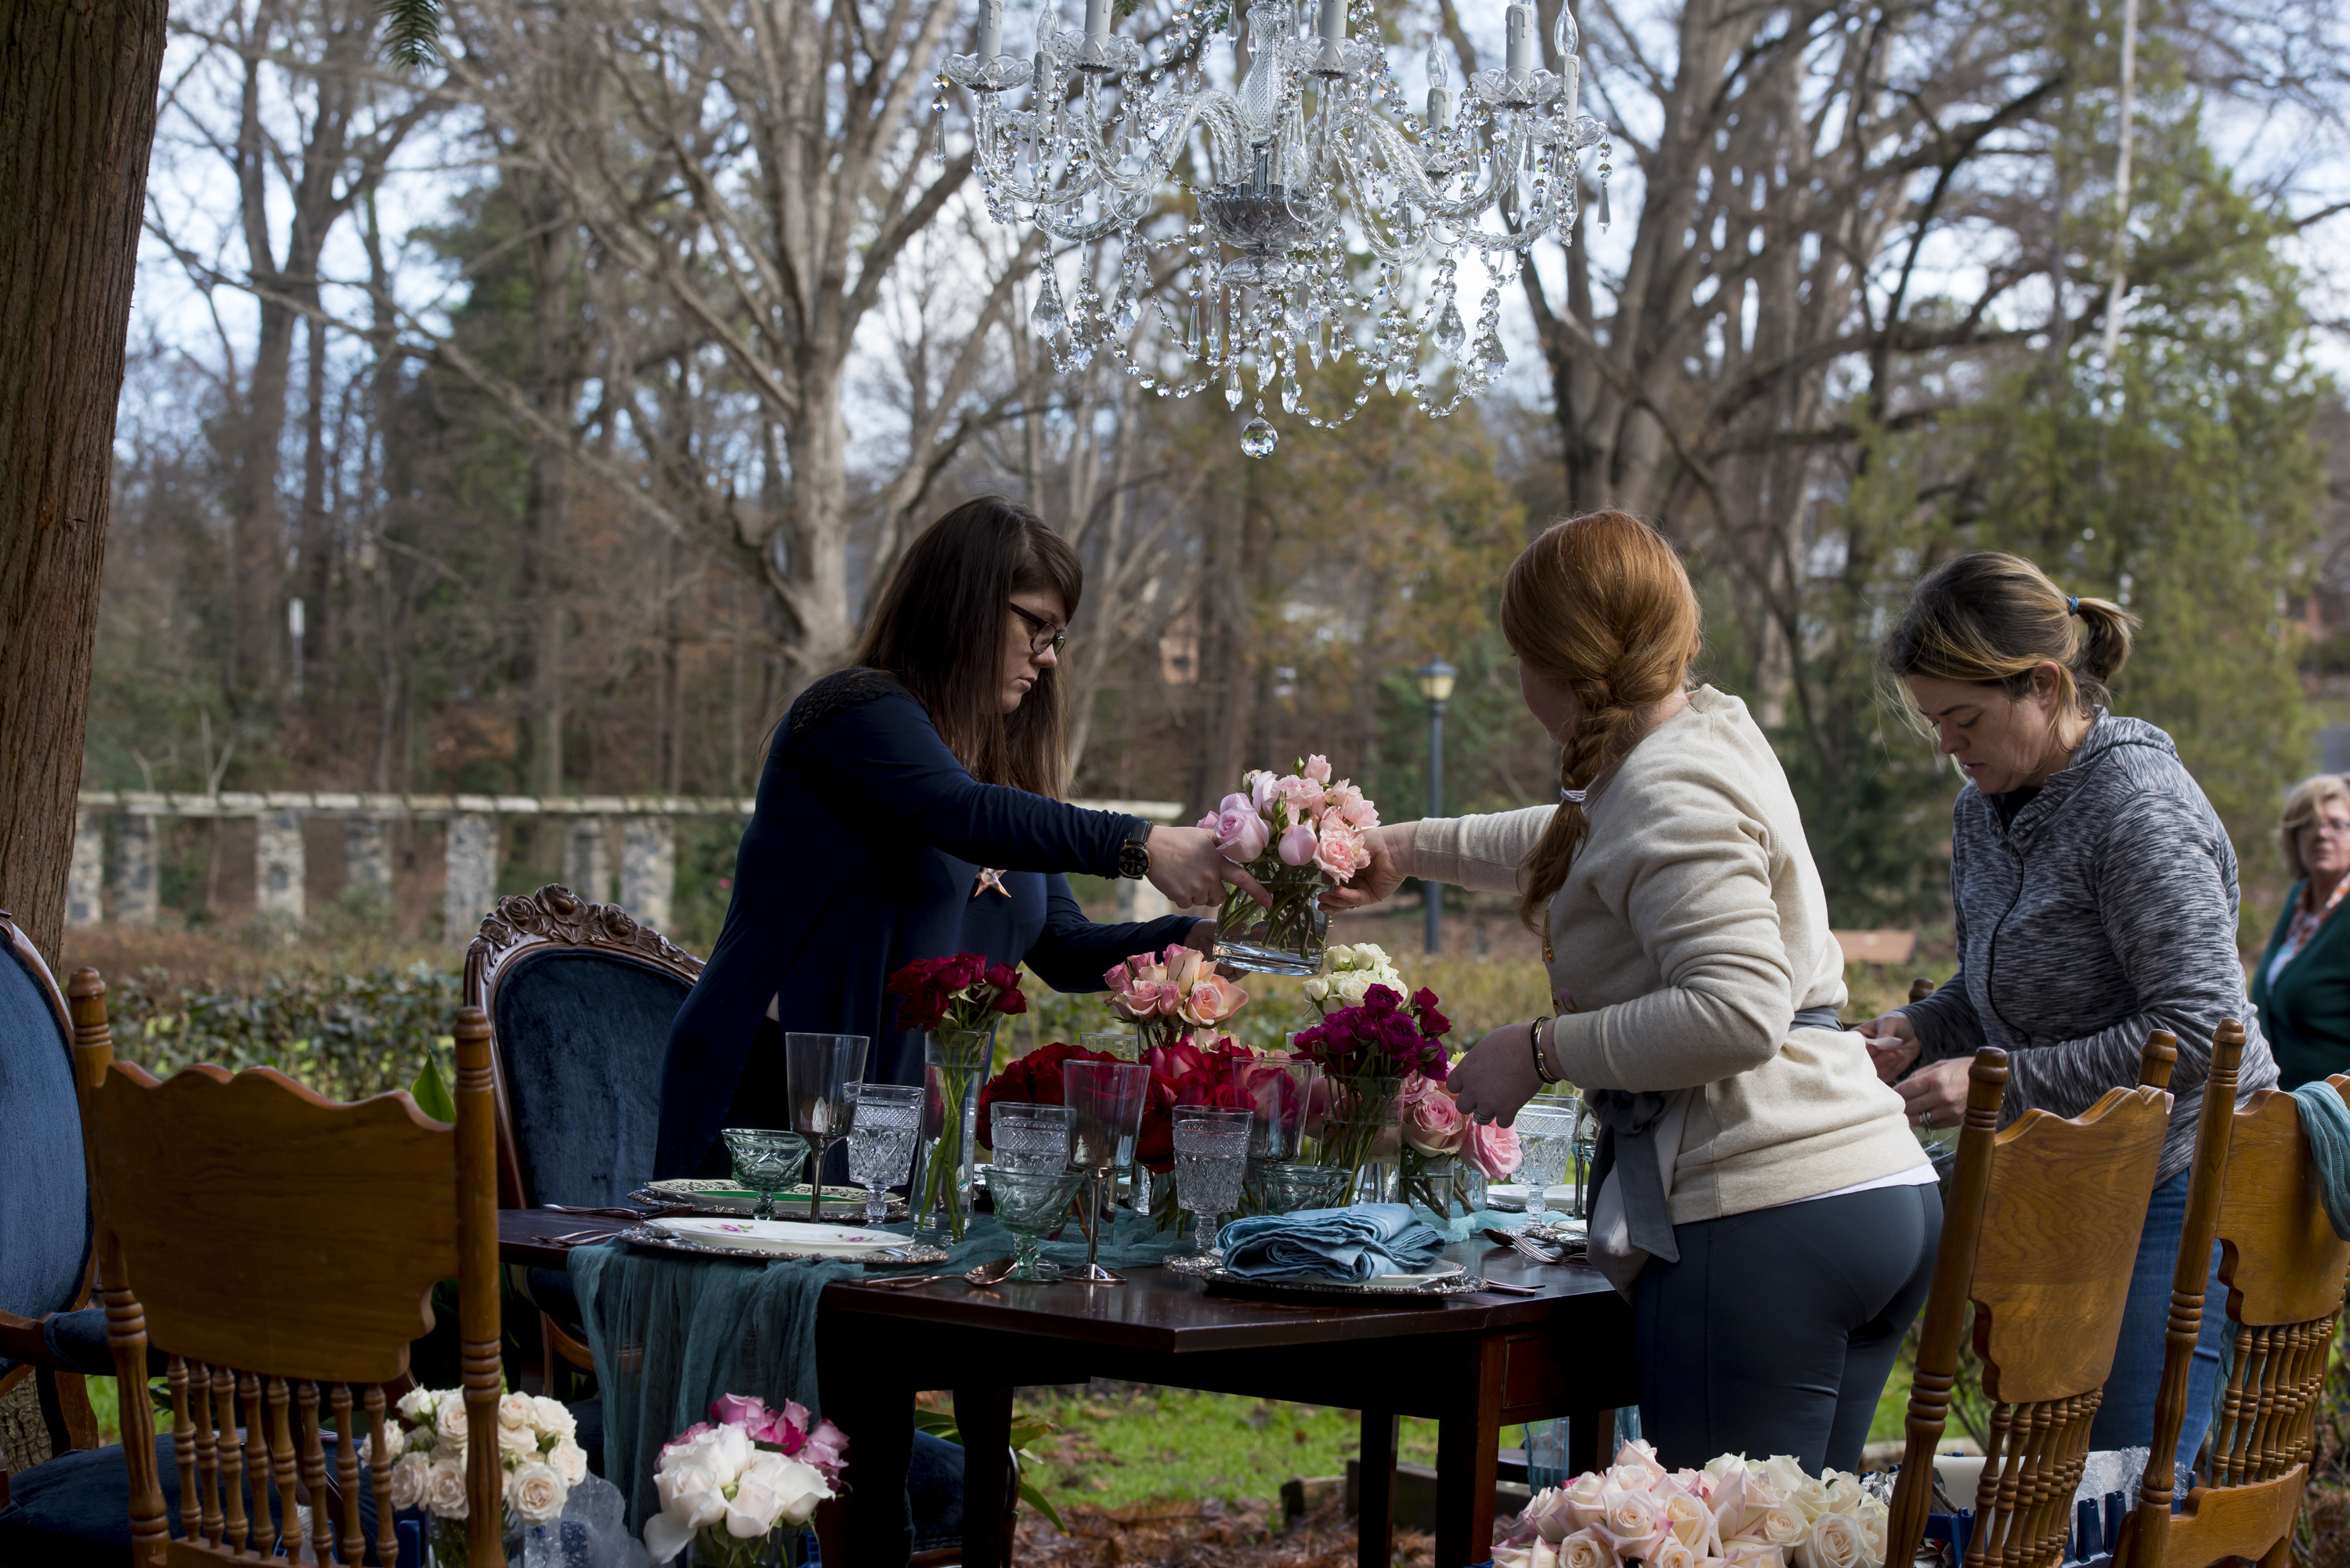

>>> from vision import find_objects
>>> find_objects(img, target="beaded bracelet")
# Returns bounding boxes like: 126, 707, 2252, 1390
1529, 1016, 1559, 1086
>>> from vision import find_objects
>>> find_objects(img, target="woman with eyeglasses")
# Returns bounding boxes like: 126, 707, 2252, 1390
2251, 775, 2350, 1089
653, 497, 1264, 1180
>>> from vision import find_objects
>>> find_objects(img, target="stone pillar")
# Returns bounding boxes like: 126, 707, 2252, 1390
114, 815, 159, 927
1115, 876, 1173, 923
66, 811, 103, 927
255, 809, 306, 919
564, 818, 612, 903
443, 814, 500, 947
346, 818, 392, 900
619, 816, 675, 933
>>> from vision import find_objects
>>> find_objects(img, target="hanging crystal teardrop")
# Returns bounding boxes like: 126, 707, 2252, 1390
1225, 369, 1242, 410
1112, 285, 1141, 333
1281, 375, 1299, 414
1240, 417, 1278, 458
1384, 361, 1405, 396
1434, 295, 1466, 355
1032, 273, 1067, 341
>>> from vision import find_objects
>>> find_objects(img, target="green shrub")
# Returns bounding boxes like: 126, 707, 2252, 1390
106, 962, 460, 1102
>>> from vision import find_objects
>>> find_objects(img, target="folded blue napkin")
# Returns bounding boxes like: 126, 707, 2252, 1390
1215, 1202, 1447, 1284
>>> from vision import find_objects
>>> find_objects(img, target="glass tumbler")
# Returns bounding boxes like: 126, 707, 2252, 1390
1511, 1104, 1578, 1219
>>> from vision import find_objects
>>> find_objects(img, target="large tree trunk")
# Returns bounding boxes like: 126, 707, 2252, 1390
0, 0, 168, 959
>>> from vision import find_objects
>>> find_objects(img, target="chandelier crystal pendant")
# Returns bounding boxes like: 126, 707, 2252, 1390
939, 0, 1610, 455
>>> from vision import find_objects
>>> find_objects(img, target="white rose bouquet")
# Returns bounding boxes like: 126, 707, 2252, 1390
643, 1393, 848, 1566
389, 1389, 588, 1563
1494, 1440, 1890, 1568
1302, 943, 1404, 1014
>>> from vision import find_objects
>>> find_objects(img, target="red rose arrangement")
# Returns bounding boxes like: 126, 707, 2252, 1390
886, 952, 1027, 1034
974, 1039, 1119, 1147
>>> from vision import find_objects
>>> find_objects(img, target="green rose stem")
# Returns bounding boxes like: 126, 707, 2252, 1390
919, 1031, 992, 1242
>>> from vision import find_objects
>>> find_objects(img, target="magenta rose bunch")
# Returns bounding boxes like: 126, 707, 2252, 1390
1291, 983, 1451, 1081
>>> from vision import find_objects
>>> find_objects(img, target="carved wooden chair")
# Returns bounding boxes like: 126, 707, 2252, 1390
31, 981, 501, 1564
0, 910, 101, 1504
464, 883, 703, 1382
2112, 1036, 2349, 1568
1885, 1038, 2178, 1568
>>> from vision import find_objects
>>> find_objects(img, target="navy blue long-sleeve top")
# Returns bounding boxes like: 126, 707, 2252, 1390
653, 668, 1194, 1179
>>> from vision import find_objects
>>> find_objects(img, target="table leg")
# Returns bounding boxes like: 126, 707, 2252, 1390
1435, 1335, 1509, 1567
819, 1312, 915, 1567
1564, 1406, 1613, 1477
953, 1385, 1015, 1568
1358, 1409, 1398, 1568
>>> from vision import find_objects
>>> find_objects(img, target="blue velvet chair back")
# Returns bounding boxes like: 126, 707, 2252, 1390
490, 948, 692, 1209
0, 930, 92, 1324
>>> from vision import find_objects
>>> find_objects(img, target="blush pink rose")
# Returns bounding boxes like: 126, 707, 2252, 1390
1398, 1074, 1464, 1155
1461, 1117, 1522, 1180
1213, 793, 1271, 862
1247, 769, 1280, 813
1314, 819, 1365, 880
1303, 754, 1333, 785
1274, 774, 1328, 818
1278, 824, 1320, 866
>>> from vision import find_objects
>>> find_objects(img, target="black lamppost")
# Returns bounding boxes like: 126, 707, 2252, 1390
1415, 656, 1457, 956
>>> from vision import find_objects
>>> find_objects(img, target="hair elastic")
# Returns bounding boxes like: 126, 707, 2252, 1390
2066, 597, 2081, 616
1560, 787, 1588, 804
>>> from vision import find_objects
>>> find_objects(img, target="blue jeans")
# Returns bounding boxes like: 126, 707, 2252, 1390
2089, 1165, 2228, 1483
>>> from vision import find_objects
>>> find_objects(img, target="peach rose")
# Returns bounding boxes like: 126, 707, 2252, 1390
1461, 1117, 1522, 1180
1399, 1074, 1464, 1155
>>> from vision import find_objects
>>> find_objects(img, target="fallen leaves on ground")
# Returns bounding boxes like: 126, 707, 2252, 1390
1012, 1491, 1440, 1567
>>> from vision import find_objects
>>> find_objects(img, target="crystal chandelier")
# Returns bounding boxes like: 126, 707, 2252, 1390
939, 0, 1610, 456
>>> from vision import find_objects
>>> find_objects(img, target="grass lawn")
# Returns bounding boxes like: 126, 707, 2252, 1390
935, 1386, 1438, 1516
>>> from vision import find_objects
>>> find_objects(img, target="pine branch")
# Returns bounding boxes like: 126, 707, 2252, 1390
378, 0, 440, 70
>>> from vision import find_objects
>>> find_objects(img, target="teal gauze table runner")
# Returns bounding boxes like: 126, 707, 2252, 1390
568, 1209, 1188, 1530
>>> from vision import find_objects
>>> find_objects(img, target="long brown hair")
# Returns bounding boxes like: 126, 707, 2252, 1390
1883, 551, 2135, 718
1501, 511, 1704, 929
855, 497, 1083, 798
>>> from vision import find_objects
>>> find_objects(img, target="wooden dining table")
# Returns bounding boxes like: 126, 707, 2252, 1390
498, 1209, 1639, 1568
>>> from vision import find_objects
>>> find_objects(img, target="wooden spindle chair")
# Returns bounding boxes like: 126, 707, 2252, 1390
2112, 1032, 2348, 1568
70, 975, 503, 1566
1885, 1041, 2178, 1568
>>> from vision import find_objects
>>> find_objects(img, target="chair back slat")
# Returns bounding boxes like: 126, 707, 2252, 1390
1885, 1043, 2176, 1568
71, 975, 505, 1567
2212, 1088, 2350, 1326
2117, 1067, 2350, 1568
365, 1385, 397, 1567
1969, 1083, 2171, 1404
211, 1364, 248, 1554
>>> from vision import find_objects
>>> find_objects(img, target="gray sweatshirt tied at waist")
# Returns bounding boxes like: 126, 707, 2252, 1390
1900, 711, 2277, 1183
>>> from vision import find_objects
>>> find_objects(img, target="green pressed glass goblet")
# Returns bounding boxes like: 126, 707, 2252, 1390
721, 1128, 809, 1221
988, 1167, 1087, 1282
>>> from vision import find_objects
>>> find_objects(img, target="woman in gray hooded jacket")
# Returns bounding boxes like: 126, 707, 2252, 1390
1856, 551, 2276, 1488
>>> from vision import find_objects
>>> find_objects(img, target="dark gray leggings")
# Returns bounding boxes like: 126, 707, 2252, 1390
1635, 1181, 1942, 1472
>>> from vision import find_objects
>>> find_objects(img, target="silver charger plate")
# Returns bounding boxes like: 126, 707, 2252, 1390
617, 1223, 948, 1266
629, 1183, 909, 1223
1194, 1258, 1494, 1306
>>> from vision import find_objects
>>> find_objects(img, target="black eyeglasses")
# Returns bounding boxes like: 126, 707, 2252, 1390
1008, 602, 1068, 656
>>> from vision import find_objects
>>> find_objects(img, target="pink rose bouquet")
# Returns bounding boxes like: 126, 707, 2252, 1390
1494, 1441, 1889, 1568
1197, 755, 1379, 970
1104, 944, 1249, 1053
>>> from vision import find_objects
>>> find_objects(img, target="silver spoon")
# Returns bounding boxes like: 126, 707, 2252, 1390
866, 1257, 1018, 1290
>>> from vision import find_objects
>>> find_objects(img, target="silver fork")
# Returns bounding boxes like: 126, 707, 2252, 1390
1484, 1227, 1567, 1265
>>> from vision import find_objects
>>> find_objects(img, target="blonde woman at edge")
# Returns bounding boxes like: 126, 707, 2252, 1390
1328, 511, 1934, 1472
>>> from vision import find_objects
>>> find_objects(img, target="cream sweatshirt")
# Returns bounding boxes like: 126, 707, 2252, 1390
1412, 686, 1927, 1223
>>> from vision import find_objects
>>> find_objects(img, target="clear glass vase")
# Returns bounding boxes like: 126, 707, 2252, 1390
1212, 859, 1332, 976
1311, 1072, 1403, 1205
913, 1028, 992, 1243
